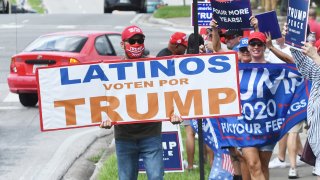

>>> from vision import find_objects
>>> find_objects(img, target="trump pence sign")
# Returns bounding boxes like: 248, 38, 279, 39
37, 53, 241, 131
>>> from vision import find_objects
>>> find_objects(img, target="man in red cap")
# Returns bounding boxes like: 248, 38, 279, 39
156, 32, 188, 57
121, 25, 146, 59
100, 25, 183, 180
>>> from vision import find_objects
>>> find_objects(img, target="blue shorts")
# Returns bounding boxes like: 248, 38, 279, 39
259, 143, 276, 152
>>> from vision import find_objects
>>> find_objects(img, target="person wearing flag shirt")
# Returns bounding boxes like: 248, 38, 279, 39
99, 25, 184, 180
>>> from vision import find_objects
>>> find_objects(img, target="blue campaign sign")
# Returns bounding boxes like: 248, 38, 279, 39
193, 3, 213, 26
285, 0, 310, 48
139, 131, 183, 172
210, 0, 252, 30
256, 11, 282, 39
210, 63, 310, 148
192, 64, 310, 149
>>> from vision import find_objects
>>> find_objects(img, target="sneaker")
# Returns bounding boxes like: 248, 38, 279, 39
183, 160, 198, 170
312, 167, 317, 176
288, 168, 299, 179
183, 160, 188, 169
269, 157, 288, 168
296, 156, 306, 167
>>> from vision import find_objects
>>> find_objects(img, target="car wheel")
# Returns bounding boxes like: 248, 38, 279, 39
19, 93, 38, 107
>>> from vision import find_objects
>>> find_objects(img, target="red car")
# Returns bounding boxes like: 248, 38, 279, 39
7, 31, 124, 107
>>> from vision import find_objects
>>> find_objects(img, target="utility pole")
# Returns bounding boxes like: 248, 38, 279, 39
192, 0, 204, 179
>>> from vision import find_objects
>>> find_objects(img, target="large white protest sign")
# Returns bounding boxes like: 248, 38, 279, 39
37, 53, 241, 131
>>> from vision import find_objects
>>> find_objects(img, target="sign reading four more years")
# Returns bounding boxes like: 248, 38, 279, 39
37, 53, 241, 131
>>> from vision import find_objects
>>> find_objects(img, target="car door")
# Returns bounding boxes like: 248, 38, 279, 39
94, 34, 123, 62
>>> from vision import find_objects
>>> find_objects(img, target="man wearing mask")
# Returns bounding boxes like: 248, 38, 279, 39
100, 25, 183, 180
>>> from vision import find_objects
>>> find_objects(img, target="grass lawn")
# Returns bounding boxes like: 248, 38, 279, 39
97, 125, 212, 180
153, 5, 191, 19
27, 0, 45, 13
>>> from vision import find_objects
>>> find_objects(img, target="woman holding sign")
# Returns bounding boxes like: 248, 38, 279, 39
239, 31, 277, 180
288, 36, 320, 179
283, 22, 320, 178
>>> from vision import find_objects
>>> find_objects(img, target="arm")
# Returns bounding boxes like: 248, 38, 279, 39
302, 42, 320, 66
265, 32, 294, 63
282, 23, 320, 79
210, 19, 222, 52
268, 46, 294, 63
290, 47, 320, 81
311, 55, 320, 66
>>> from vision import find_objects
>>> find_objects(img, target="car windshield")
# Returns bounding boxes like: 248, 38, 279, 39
23, 35, 88, 53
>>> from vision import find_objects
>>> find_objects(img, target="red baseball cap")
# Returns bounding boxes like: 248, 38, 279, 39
248, 32, 266, 44
121, 25, 145, 41
315, 39, 320, 53
170, 32, 188, 47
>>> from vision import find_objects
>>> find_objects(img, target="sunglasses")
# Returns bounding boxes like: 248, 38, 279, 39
239, 47, 249, 53
127, 38, 144, 45
249, 41, 264, 47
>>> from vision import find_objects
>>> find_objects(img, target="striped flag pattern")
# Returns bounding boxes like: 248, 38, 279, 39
222, 153, 234, 175
191, 119, 234, 179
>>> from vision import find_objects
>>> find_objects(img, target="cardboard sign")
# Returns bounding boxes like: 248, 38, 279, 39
256, 11, 282, 40
285, 0, 310, 48
37, 53, 241, 131
192, 3, 213, 27
139, 121, 184, 172
210, 0, 252, 30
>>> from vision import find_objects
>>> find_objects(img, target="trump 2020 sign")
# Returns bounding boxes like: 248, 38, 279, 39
37, 53, 241, 131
